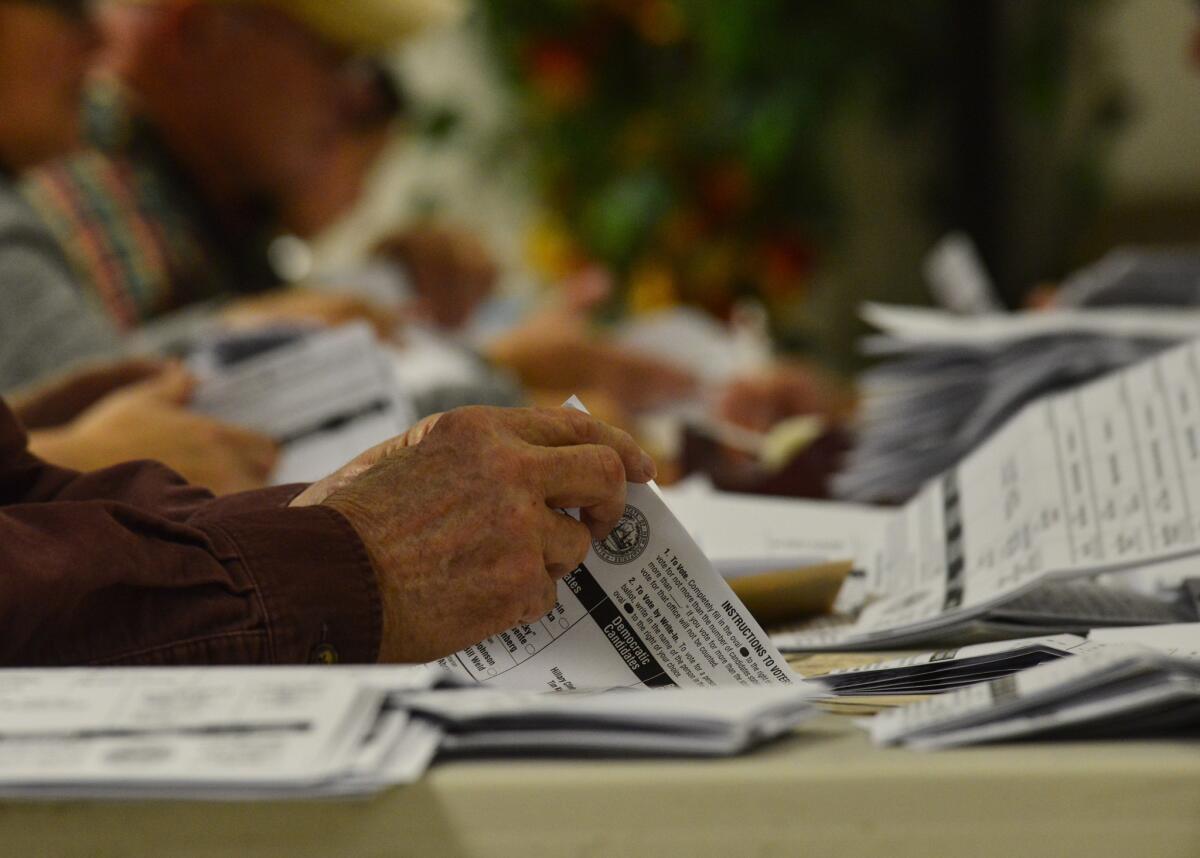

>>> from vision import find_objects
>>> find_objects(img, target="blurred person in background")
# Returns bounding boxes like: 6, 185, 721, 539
22, 0, 447, 340
21, 0, 836, 470
0, 0, 661, 667
0, 0, 277, 493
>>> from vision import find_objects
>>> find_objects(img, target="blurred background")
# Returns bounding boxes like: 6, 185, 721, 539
310, 0, 1200, 373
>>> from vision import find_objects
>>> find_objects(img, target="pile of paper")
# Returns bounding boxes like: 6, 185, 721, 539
191, 323, 417, 484
404, 686, 817, 758
0, 667, 819, 799
0, 666, 446, 800
810, 634, 1087, 696
775, 335, 1200, 651
835, 303, 1196, 503
869, 632, 1200, 749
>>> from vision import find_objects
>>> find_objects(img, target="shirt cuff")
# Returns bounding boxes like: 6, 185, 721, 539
200, 503, 382, 664
187, 484, 307, 522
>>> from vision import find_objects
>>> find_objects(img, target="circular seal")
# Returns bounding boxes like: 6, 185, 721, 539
592, 504, 650, 565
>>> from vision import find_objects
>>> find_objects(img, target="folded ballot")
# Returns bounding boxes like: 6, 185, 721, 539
402, 685, 819, 758
869, 639, 1200, 749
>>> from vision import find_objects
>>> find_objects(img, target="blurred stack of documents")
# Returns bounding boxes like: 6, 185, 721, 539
404, 686, 817, 758
191, 323, 417, 484
811, 634, 1089, 696
0, 666, 444, 800
0, 668, 817, 799
868, 623, 1200, 749
836, 303, 1197, 503
1053, 248, 1200, 309
776, 336, 1200, 650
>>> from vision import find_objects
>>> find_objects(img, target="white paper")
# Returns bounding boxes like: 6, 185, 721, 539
870, 642, 1200, 748
407, 685, 819, 757
779, 337, 1200, 649
1087, 623, 1200, 659
861, 303, 1200, 352
192, 324, 417, 484
662, 487, 889, 586
0, 669, 382, 788
433, 481, 800, 690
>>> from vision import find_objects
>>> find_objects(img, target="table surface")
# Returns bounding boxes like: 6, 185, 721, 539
3, 714, 1198, 858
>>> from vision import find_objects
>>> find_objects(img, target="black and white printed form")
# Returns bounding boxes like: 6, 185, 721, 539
0, 669, 383, 792
780, 337, 1200, 649
433, 401, 800, 691
869, 639, 1200, 749
191, 323, 417, 484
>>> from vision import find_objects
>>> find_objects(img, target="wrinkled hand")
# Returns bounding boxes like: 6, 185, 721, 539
9, 357, 168, 430
29, 366, 279, 495
294, 406, 656, 663
222, 289, 401, 339
377, 225, 498, 330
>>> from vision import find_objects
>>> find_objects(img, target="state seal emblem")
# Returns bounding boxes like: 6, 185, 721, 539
592, 504, 650, 565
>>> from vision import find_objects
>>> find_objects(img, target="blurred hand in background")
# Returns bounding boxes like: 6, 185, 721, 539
27, 365, 278, 495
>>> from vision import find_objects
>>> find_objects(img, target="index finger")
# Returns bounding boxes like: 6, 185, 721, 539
496, 407, 655, 482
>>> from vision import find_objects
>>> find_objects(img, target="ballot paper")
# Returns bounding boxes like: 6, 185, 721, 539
869, 638, 1200, 749
1086, 621, 1200, 656
191, 323, 417, 484
0, 666, 818, 799
432, 399, 800, 690
403, 685, 818, 757
781, 336, 1200, 650
810, 634, 1088, 696
432, 479, 800, 690
0, 668, 400, 798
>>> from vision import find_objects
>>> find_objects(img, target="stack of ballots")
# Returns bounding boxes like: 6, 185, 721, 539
0, 667, 817, 800
868, 622, 1200, 749
775, 333, 1200, 652
834, 303, 1200, 503
838, 243, 1200, 504
810, 623, 1198, 697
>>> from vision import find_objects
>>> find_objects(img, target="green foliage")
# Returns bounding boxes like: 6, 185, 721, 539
477, 0, 1116, 317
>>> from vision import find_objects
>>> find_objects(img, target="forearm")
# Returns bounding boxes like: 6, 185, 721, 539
0, 497, 381, 666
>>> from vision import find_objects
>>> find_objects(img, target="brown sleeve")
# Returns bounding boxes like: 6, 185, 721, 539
0, 399, 382, 666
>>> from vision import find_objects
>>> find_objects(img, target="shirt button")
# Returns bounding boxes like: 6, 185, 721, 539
309, 643, 339, 664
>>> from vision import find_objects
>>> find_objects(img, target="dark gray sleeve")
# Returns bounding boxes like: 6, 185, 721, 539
0, 226, 123, 395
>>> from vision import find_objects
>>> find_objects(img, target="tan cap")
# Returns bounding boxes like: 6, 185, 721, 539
120, 0, 463, 52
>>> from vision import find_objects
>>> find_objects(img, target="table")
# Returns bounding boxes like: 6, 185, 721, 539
3, 714, 1197, 857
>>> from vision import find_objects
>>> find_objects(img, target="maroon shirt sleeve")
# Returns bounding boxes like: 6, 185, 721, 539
0, 398, 382, 666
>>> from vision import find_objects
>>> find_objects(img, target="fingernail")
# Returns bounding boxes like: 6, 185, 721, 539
640, 452, 657, 481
